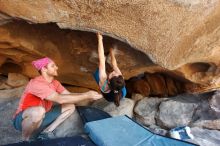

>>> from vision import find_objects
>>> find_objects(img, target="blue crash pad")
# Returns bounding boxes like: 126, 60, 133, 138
85, 116, 198, 146
3, 136, 96, 146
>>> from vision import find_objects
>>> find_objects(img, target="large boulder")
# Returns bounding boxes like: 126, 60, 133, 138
134, 97, 166, 126
0, 99, 22, 145
156, 95, 199, 129
191, 92, 220, 130
0, 86, 25, 103
209, 91, 220, 117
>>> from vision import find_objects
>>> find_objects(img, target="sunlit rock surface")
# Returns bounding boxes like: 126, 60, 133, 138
0, 0, 220, 92
0, 21, 153, 90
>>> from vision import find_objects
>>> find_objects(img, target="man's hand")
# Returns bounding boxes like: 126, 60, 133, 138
87, 90, 103, 100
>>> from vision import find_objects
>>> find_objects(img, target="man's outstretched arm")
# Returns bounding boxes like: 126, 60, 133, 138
46, 90, 102, 104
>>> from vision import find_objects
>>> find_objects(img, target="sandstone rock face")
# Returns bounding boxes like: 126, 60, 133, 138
0, 55, 7, 66
144, 73, 168, 97
0, 73, 27, 108
0, 12, 11, 25
6, 73, 29, 87
0, 0, 219, 68
0, 21, 153, 90
164, 76, 179, 96
126, 73, 185, 98
126, 77, 150, 98
0, 0, 220, 92
0, 75, 11, 89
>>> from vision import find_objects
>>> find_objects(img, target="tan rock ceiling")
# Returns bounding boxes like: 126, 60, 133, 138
0, 0, 220, 92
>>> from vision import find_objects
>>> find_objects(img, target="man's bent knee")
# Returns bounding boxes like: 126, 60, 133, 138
31, 107, 45, 122
23, 107, 46, 122
61, 104, 75, 113
69, 104, 75, 114
67, 104, 75, 113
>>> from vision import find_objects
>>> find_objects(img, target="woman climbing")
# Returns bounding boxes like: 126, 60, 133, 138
93, 33, 127, 106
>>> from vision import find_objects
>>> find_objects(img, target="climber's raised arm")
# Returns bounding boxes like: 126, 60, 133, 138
110, 47, 122, 75
97, 33, 107, 85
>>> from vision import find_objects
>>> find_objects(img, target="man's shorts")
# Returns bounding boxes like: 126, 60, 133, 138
13, 105, 61, 132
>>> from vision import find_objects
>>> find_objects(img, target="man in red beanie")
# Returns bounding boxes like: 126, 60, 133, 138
13, 57, 103, 141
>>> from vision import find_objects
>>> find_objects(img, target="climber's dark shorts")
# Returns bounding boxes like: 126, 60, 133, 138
13, 105, 61, 131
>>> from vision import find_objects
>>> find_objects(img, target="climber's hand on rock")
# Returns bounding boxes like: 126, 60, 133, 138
97, 32, 103, 40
